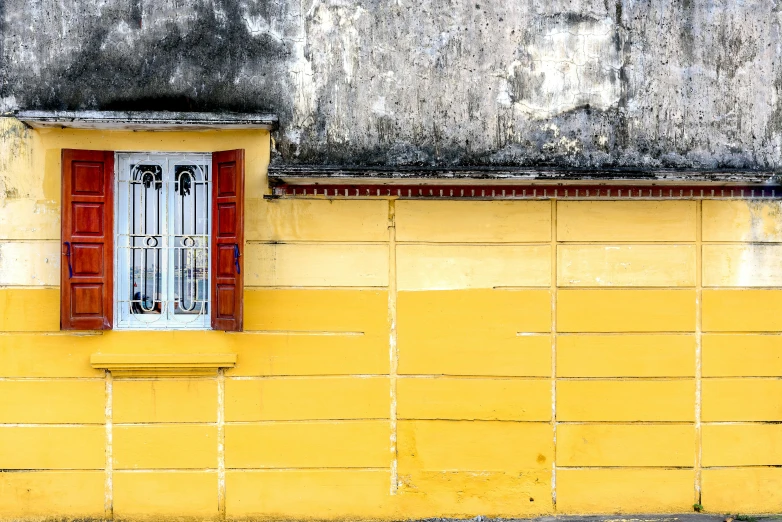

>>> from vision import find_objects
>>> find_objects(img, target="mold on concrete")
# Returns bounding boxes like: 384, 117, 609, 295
2, 0, 782, 173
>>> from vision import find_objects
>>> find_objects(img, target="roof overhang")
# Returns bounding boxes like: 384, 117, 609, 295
268, 165, 781, 187
268, 165, 782, 199
13, 110, 278, 131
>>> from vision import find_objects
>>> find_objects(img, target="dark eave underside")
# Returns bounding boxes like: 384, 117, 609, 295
268, 165, 781, 187
12, 110, 279, 131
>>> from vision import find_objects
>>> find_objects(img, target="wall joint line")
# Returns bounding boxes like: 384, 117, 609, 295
695, 199, 703, 506
388, 199, 399, 495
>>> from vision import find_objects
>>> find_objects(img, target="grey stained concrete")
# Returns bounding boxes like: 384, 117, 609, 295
2, 0, 782, 172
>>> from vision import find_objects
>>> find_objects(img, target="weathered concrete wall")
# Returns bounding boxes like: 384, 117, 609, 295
2, 0, 781, 169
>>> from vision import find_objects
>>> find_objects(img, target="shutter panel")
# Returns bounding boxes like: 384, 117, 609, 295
61, 149, 114, 330
211, 149, 245, 331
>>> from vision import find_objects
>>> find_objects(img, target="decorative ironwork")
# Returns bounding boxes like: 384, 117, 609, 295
115, 153, 211, 329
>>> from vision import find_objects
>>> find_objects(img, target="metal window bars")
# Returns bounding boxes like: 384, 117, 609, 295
115, 153, 211, 329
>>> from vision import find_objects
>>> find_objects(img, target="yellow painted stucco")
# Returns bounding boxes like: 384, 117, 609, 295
1, 117, 782, 518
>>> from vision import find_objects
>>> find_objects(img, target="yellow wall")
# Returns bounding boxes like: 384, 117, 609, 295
2, 117, 782, 518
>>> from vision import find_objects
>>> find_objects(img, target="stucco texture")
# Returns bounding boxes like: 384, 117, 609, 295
1, 0, 781, 170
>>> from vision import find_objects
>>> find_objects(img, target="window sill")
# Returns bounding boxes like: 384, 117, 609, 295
90, 353, 237, 377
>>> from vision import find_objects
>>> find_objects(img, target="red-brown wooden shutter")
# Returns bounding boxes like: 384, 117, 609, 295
61, 150, 114, 330
211, 149, 244, 331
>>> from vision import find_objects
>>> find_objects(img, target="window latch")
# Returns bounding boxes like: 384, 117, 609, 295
63, 241, 73, 279
233, 244, 241, 274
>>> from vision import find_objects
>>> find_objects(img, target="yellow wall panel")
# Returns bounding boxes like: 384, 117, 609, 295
702, 468, 782, 513
556, 469, 694, 513
0, 241, 59, 286
0, 380, 104, 423
245, 243, 388, 287
225, 377, 389, 421
557, 335, 695, 377
0, 199, 59, 240
558, 245, 696, 287
225, 421, 389, 468
0, 288, 59, 331
227, 333, 388, 376
0, 334, 103, 377
702, 200, 782, 242
0, 120, 39, 200
396, 200, 551, 243
398, 291, 552, 348
226, 470, 390, 518
397, 245, 550, 290
703, 334, 782, 377
399, 333, 550, 377
113, 379, 216, 423
0, 471, 104, 518
703, 244, 782, 287
0, 426, 104, 469
702, 379, 782, 421
702, 424, 782, 466
113, 472, 218, 518
397, 378, 550, 421
247, 198, 389, 242
557, 201, 696, 242
113, 425, 216, 469
397, 470, 553, 517
557, 380, 694, 421
703, 290, 782, 331
557, 424, 694, 466
244, 289, 388, 334
397, 420, 552, 471
558, 290, 696, 332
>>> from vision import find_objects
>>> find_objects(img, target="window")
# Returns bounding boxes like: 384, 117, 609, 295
61, 148, 244, 332
115, 153, 212, 329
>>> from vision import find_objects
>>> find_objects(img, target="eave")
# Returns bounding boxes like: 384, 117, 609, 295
268, 166, 782, 199
268, 165, 781, 187
13, 110, 279, 131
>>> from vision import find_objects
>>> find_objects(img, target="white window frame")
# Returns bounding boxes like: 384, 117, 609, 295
114, 152, 212, 330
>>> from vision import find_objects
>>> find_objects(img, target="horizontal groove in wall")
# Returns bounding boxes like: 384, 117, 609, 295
112, 422, 219, 427
555, 332, 696, 336
556, 286, 697, 290
225, 418, 392, 423
0, 422, 106, 424
702, 376, 782, 380
557, 241, 696, 245
0, 468, 105, 472
555, 466, 698, 470
225, 467, 391, 472
0, 331, 102, 337
0, 377, 105, 381
112, 469, 218, 473
397, 242, 552, 246
0, 286, 59, 290
226, 374, 387, 380
246, 240, 389, 246
237, 331, 364, 336
555, 421, 695, 425
243, 286, 387, 290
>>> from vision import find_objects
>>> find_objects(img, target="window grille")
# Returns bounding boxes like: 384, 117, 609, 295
115, 153, 211, 329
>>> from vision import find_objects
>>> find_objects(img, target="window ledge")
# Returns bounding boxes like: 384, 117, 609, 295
90, 353, 237, 377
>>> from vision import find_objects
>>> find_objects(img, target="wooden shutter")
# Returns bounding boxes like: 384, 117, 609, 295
61, 150, 114, 330
211, 149, 245, 331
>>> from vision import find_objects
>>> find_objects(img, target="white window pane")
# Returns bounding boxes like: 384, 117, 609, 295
115, 153, 211, 330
